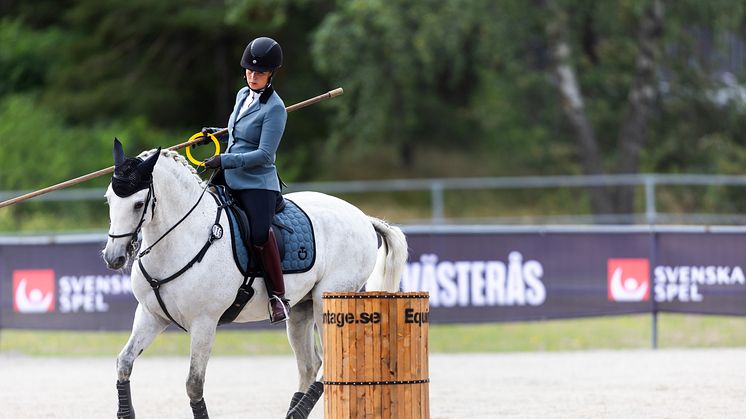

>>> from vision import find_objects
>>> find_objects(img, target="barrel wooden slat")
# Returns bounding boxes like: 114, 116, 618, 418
380, 296, 391, 419
363, 298, 374, 418
397, 297, 407, 419
421, 297, 428, 417
321, 301, 328, 418
346, 296, 354, 418
337, 297, 345, 419
418, 297, 425, 417
323, 304, 330, 419
412, 297, 420, 419
372, 296, 382, 419
344, 296, 351, 419
322, 292, 429, 419
389, 295, 399, 416
331, 297, 339, 419
354, 297, 364, 417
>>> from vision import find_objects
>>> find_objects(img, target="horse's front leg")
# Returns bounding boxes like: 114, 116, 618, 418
116, 304, 169, 419
186, 317, 217, 419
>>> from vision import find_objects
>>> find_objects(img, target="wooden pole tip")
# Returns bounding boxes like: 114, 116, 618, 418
329, 87, 344, 97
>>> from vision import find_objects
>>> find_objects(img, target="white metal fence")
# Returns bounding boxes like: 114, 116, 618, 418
3, 173, 746, 225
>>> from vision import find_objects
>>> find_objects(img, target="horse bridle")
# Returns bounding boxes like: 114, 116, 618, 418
107, 183, 156, 256
108, 170, 222, 332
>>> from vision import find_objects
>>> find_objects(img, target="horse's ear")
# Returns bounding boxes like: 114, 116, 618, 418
138, 147, 161, 176
113, 138, 125, 167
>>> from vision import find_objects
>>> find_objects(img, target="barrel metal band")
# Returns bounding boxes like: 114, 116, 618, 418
322, 294, 429, 299
323, 379, 429, 386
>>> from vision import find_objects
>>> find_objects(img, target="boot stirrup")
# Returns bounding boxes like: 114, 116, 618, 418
269, 296, 290, 323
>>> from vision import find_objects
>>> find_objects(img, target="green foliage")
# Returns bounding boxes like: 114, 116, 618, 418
0, 18, 67, 96
0, 93, 180, 232
1, 94, 100, 190
3, 1, 746, 229
39, 0, 246, 127
0, 94, 176, 191
312, 0, 490, 164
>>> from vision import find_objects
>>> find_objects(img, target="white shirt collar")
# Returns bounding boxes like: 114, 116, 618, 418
239, 90, 257, 115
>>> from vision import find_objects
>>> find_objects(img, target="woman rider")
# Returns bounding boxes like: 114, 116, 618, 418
202, 36, 290, 323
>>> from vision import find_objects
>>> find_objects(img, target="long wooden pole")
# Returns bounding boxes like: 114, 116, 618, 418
0, 87, 343, 209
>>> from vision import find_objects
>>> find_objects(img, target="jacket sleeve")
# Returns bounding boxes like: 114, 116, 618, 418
221, 103, 287, 169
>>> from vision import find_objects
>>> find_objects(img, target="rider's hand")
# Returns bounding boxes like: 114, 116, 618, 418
193, 127, 220, 147
204, 155, 222, 169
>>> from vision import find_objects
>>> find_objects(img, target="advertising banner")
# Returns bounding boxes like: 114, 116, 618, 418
1, 227, 745, 330
402, 228, 746, 323
0, 238, 136, 330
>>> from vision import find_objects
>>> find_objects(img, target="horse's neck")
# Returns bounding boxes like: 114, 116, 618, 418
140, 163, 214, 254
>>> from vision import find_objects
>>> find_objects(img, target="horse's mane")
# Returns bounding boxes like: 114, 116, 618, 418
137, 148, 206, 187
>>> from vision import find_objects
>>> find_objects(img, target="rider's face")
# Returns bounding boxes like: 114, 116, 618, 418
245, 69, 270, 90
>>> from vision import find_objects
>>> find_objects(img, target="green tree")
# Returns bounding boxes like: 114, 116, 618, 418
313, 0, 488, 166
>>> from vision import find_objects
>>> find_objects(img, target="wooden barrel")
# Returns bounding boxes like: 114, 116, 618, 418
322, 291, 430, 419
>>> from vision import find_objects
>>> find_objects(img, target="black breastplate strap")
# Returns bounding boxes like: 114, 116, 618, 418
138, 205, 224, 332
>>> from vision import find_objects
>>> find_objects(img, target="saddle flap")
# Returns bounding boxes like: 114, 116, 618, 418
211, 186, 315, 276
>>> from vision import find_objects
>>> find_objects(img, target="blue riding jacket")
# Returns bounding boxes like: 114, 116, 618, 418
221, 86, 287, 192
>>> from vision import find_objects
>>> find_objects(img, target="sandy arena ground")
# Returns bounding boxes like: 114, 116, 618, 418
1, 349, 745, 418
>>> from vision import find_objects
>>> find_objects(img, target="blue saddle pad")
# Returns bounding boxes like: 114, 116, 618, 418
213, 188, 315, 276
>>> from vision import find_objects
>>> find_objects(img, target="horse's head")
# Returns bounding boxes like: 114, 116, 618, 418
103, 138, 160, 270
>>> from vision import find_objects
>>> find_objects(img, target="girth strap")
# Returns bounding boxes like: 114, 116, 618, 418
138, 204, 224, 332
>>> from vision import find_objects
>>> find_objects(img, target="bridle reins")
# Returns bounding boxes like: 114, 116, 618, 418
108, 170, 222, 332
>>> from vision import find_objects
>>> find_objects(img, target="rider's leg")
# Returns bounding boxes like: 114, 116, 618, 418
254, 228, 290, 323
236, 189, 290, 323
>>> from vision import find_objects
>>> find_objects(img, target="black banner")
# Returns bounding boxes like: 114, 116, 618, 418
1, 227, 745, 330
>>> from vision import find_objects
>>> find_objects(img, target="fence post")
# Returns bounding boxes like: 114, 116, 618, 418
430, 181, 445, 224
650, 227, 659, 350
644, 175, 657, 224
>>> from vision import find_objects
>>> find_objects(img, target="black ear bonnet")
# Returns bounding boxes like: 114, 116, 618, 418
112, 138, 160, 197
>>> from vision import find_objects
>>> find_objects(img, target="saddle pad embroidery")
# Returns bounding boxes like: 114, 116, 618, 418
215, 189, 316, 276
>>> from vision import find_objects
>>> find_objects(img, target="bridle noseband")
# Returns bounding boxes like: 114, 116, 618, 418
107, 183, 156, 255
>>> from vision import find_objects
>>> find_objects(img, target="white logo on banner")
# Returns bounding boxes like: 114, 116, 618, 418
607, 259, 650, 302
609, 267, 649, 301
607, 258, 746, 303
58, 275, 132, 313
13, 270, 56, 313
15, 278, 55, 313
402, 251, 546, 307
653, 265, 745, 302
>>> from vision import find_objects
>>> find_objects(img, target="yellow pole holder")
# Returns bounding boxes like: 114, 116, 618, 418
184, 132, 221, 167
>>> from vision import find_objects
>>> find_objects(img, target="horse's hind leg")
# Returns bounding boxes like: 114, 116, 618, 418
287, 300, 322, 390
185, 316, 217, 419
285, 300, 324, 419
116, 304, 169, 419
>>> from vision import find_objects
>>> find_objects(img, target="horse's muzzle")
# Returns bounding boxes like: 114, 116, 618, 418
106, 255, 127, 270
103, 244, 128, 270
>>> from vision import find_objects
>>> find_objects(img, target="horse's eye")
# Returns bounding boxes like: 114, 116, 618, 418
134, 201, 145, 210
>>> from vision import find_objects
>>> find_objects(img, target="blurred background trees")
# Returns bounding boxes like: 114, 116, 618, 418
2, 0, 746, 227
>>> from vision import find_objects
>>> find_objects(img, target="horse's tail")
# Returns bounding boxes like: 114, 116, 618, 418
366, 217, 408, 292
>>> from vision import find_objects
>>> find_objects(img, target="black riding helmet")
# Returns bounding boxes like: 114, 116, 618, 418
240, 37, 283, 72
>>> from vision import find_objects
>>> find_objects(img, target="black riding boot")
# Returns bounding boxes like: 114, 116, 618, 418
253, 229, 290, 323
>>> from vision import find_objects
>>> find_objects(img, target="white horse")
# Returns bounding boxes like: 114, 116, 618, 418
102, 141, 408, 419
